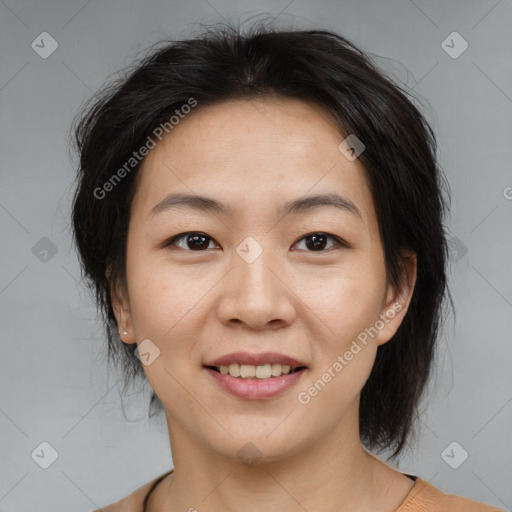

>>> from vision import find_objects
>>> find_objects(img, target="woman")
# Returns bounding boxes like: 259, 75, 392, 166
71, 22, 503, 512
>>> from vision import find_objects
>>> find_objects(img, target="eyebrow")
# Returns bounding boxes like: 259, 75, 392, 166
150, 191, 362, 220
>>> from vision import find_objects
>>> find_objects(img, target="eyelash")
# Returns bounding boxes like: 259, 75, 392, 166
163, 231, 348, 253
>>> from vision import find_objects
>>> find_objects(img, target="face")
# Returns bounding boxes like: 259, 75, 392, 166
112, 97, 416, 464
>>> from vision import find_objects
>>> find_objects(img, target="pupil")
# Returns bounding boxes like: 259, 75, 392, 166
188, 234, 209, 250
306, 234, 326, 250
185, 233, 327, 251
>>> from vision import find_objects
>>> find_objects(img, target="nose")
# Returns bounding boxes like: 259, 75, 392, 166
216, 245, 296, 330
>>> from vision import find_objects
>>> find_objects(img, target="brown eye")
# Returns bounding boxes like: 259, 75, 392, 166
292, 232, 345, 252
165, 232, 218, 251
164, 231, 346, 253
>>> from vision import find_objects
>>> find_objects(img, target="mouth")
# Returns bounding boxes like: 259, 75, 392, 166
202, 352, 308, 400
203, 351, 308, 379
205, 363, 307, 379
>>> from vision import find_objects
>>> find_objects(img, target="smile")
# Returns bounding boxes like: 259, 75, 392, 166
204, 365, 308, 400
208, 363, 306, 379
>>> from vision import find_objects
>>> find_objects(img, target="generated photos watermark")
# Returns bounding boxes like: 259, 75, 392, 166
93, 97, 198, 200
297, 301, 403, 405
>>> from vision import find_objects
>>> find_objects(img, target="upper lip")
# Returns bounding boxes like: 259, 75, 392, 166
204, 352, 307, 369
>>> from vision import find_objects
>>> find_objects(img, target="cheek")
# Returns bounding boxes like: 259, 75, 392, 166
126, 253, 199, 334
126, 259, 214, 381
298, 262, 385, 343
296, 263, 384, 403
300, 343, 377, 427
125, 266, 200, 406
298, 279, 381, 414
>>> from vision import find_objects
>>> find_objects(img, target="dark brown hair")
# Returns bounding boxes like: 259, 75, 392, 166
70, 21, 453, 459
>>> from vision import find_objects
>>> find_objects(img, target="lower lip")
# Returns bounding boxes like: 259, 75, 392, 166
204, 367, 307, 400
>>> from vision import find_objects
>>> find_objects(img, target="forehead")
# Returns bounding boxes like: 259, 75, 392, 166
131, 98, 374, 225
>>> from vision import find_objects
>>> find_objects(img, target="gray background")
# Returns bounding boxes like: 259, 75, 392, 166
1, 1, 511, 510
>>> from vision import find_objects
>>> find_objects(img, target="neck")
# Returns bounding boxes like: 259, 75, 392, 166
152, 403, 410, 512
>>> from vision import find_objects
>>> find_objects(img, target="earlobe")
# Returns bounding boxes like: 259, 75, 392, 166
110, 279, 136, 345
119, 328, 135, 344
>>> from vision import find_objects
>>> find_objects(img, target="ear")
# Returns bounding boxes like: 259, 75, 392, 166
108, 268, 136, 345
375, 250, 417, 346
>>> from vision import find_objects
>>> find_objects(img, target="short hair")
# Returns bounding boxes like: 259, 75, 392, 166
70, 21, 453, 459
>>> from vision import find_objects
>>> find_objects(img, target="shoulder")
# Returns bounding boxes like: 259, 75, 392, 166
397, 477, 505, 512
89, 470, 173, 512
89, 480, 152, 512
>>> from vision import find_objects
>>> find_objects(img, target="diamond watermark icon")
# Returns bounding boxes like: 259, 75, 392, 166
135, 338, 161, 366
32, 237, 58, 263
31, 441, 59, 469
441, 32, 468, 59
338, 134, 365, 161
237, 442, 263, 467
236, 236, 263, 264
441, 441, 468, 469
447, 236, 468, 263
31, 32, 59, 59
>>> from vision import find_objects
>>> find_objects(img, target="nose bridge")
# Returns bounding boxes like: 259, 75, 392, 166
217, 234, 294, 327
234, 234, 279, 298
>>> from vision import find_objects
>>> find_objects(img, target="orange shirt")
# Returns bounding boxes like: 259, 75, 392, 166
92, 469, 505, 511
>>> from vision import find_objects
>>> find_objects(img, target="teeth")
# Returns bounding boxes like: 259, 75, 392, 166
228, 363, 240, 377
256, 364, 271, 379
240, 364, 256, 378
217, 363, 296, 379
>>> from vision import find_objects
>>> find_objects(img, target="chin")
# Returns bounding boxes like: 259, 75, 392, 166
203, 423, 314, 467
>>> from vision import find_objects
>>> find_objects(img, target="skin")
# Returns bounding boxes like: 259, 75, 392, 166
111, 97, 417, 512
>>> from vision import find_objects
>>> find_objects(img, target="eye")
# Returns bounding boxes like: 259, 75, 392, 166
165, 232, 220, 251
292, 232, 346, 252
164, 231, 347, 252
